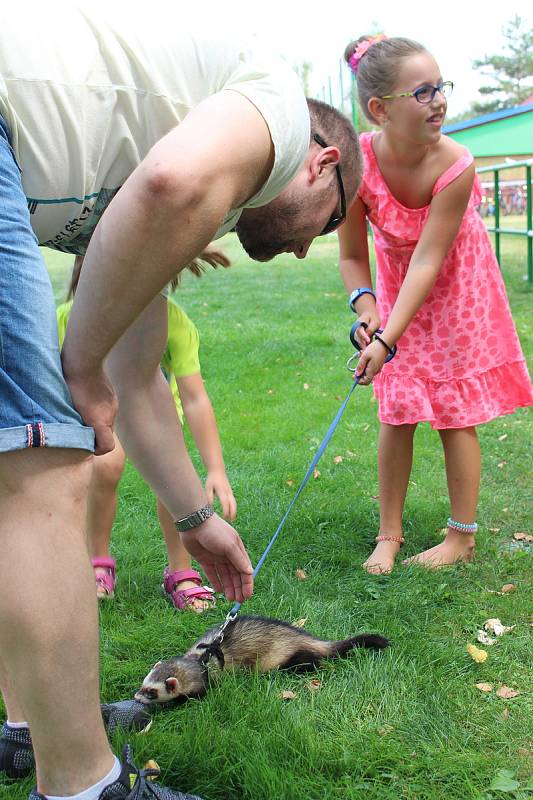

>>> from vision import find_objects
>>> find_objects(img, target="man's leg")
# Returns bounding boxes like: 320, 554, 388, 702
0, 447, 116, 795
0, 656, 26, 723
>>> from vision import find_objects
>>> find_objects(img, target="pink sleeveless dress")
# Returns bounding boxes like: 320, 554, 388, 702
358, 132, 533, 429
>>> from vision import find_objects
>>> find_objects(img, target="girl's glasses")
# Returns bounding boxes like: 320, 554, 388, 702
381, 81, 454, 105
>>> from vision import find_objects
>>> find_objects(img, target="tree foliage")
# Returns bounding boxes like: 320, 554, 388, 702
472, 15, 533, 113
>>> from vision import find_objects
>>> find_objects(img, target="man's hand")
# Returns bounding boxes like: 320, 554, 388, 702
63, 365, 118, 455
180, 513, 253, 603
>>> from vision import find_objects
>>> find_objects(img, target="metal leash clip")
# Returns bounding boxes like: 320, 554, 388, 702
346, 321, 397, 373
213, 609, 238, 648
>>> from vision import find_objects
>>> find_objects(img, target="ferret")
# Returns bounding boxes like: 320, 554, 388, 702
134, 614, 389, 705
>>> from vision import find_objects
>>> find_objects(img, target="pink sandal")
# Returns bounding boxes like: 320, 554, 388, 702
91, 556, 117, 599
162, 568, 215, 612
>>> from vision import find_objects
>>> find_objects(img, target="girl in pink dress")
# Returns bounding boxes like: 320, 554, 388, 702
339, 35, 533, 573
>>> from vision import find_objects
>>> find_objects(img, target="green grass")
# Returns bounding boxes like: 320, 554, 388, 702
2, 235, 531, 800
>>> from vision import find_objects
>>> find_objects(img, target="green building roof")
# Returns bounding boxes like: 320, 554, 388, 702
443, 103, 533, 158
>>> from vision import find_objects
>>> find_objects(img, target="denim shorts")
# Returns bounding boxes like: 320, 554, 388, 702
0, 115, 94, 453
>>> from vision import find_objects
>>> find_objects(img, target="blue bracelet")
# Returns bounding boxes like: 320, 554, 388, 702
447, 517, 478, 534
348, 287, 376, 313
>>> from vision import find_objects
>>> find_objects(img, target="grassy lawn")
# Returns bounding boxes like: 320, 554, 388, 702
2, 233, 531, 800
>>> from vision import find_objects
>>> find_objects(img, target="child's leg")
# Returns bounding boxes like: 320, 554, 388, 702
87, 436, 125, 596
404, 426, 479, 567
363, 422, 416, 574
158, 499, 213, 612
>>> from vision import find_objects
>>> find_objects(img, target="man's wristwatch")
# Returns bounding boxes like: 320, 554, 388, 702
175, 503, 214, 532
348, 287, 376, 313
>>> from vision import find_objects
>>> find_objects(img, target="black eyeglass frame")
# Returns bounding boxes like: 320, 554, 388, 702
313, 133, 347, 235
381, 80, 454, 105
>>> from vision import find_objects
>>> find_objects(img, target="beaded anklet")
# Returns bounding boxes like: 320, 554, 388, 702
447, 517, 478, 534
375, 535, 405, 544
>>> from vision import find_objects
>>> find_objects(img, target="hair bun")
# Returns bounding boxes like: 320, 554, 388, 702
345, 34, 387, 74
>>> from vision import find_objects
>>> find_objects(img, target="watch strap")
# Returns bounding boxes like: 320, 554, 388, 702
349, 287, 376, 313
175, 503, 214, 532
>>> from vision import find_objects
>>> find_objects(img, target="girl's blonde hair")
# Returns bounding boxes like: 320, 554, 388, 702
66, 249, 230, 300
344, 36, 427, 123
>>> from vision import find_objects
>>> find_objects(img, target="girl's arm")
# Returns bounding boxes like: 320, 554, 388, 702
338, 197, 380, 347
177, 373, 237, 521
356, 164, 475, 383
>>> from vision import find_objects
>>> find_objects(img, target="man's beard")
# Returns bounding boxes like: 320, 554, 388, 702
235, 198, 303, 262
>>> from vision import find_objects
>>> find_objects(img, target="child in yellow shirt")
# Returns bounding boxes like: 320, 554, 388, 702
57, 254, 235, 611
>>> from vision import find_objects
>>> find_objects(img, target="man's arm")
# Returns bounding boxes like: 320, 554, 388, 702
62, 90, 274, 451
105, 294, 252, 602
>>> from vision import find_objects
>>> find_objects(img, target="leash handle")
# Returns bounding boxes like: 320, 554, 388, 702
346, 321, 397, 373
350, 322, 397, 361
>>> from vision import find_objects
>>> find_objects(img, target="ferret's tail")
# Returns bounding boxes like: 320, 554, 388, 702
332, 633, 390, 656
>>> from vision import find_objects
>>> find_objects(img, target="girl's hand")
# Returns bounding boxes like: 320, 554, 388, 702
355, 340, 388, 385
353, 307, 382, 348
206, 470, 237, 521
197, 244, 231, 270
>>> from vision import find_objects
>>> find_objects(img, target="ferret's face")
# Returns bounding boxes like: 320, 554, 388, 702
134, 658, 205, 705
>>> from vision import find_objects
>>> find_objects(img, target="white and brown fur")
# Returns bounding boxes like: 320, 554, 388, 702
135, 615, 389, 705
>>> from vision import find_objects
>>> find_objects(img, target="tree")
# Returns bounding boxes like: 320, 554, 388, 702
472, 16, 533, 113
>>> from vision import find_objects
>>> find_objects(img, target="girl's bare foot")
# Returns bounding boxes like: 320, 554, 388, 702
174, 578, 211, 613
403, 531, 475, 568
363, 538, 403, 574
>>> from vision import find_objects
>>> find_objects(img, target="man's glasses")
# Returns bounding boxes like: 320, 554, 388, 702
313, 133, 346, 235
381, 81, 454, 105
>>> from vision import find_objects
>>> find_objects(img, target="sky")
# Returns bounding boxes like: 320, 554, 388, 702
195, 0, 532, 116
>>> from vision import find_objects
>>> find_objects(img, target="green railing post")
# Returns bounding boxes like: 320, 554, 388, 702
527, 164, 532, 285
476, 159, 532, 284
494, 169, 500, 265
339, 60, 345, 116
350, 72, 358, 131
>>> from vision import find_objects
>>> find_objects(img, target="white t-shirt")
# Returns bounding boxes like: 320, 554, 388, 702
0, 3, 310, 253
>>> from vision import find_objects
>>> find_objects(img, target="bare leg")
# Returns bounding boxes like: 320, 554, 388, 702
403, 426, 479, 567
0, 657, 26, 723
87, 436, 125, 597
363, 423, 416, 574
0, 448, 115, 795
159, 499, 212, 612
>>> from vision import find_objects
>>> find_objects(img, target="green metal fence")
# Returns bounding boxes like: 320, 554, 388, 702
476, 159, 533, 285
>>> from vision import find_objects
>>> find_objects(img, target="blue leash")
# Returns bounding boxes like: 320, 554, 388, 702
215, 324, 397, 638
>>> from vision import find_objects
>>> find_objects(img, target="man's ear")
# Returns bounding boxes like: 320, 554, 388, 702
309, 145, 341, 184
367, 97, 387, 125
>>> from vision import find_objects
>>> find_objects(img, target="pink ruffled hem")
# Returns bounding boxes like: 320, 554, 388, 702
373, 360, 533, 429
